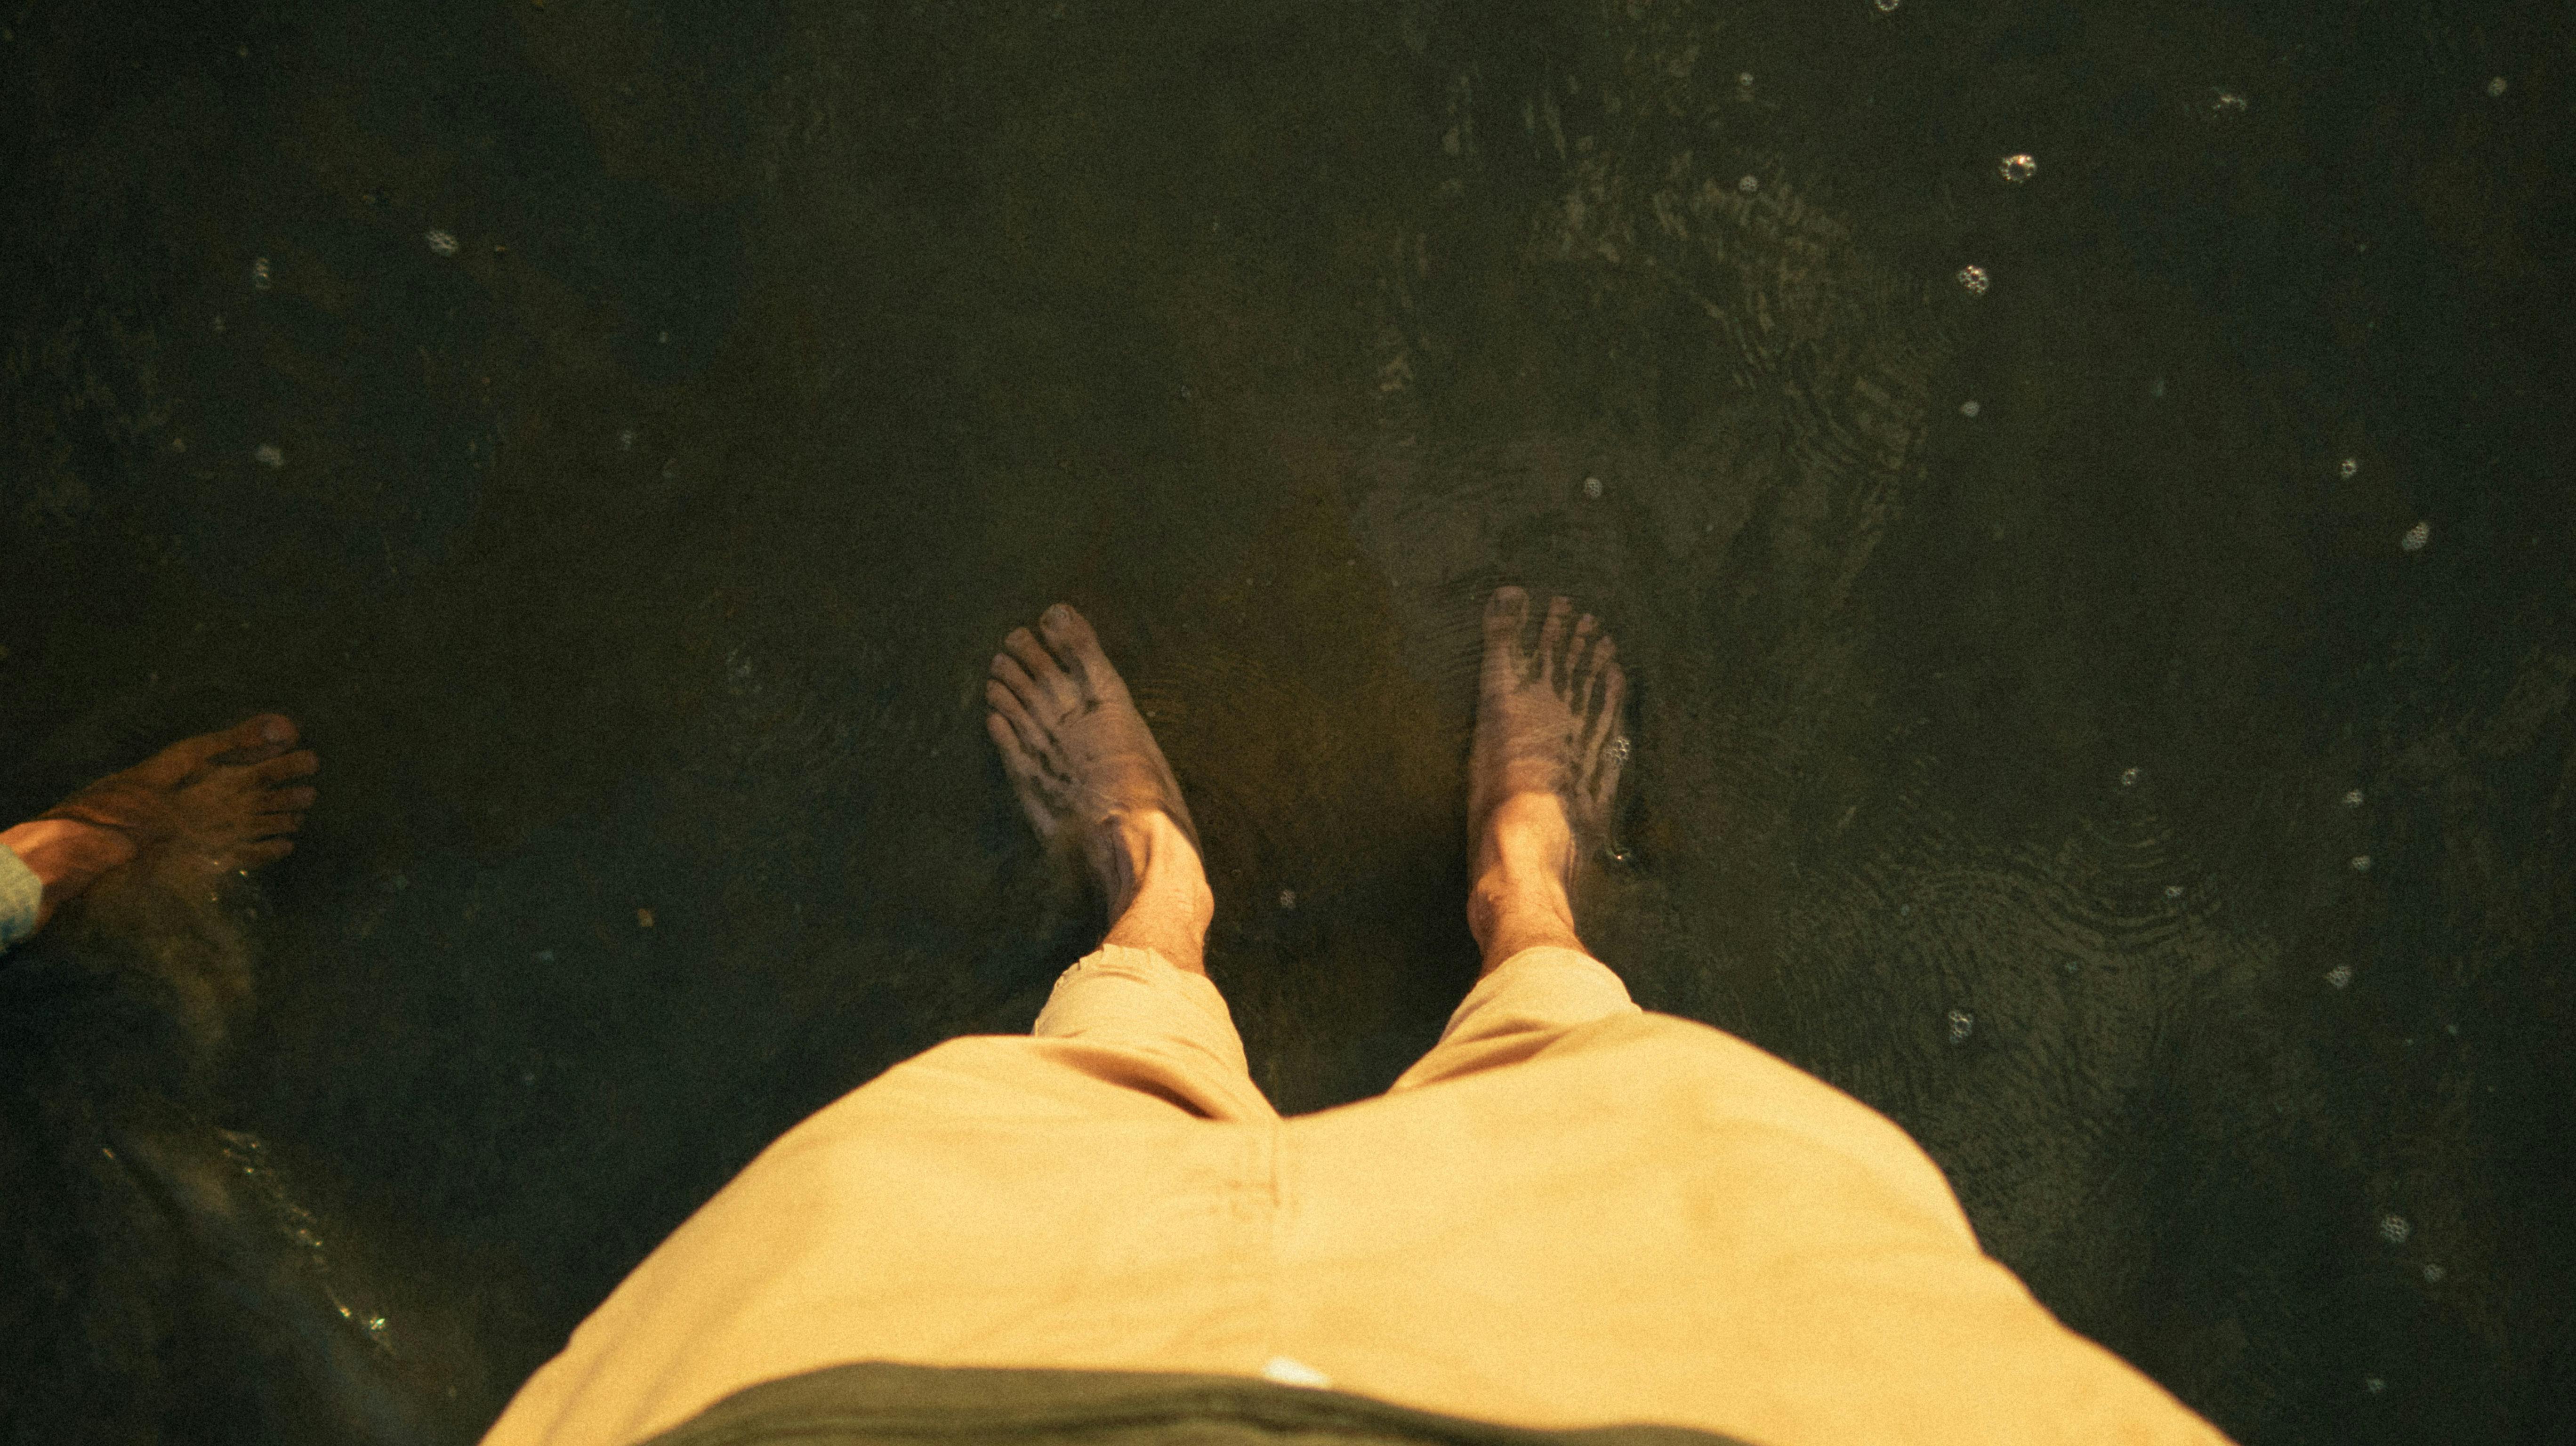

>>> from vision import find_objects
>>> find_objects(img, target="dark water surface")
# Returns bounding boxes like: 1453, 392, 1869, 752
3, 1, 2570, 1442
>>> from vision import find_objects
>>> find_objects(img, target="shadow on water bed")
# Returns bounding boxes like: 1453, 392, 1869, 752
2, 0, 2571, 1442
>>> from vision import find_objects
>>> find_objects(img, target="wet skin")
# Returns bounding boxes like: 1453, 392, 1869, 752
0, 715, 320, 936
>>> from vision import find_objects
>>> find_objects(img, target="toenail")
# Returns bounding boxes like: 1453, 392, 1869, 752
264, 720, 291, 742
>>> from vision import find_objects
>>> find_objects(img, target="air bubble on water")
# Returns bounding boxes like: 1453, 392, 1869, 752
2062, 959, 2080, 974
1872, 0, 1900, 12
2401, 521, 2430, 551
2120, 767, 2140, 787
2364, 1377, 2385, 1395
2338, 457, 2359, 479
427, 230, 459, 257
1959, 400, 1980, 417
2487, 76, 2506, 97
1997, 153, 2038, 183
2213, 91, 2249, 113
2149, 377, 2166, 398
2423, 1263, 2445, 1282
1279, 889, 1296, 910
2351, 854, 2372, 872
534, 949, 555, 962
2378, 1213, 2411, 1244
1605, 735, 1632, 764
2343, 788, 2364, 807
619, 428, 638, 451
251, 257, 272, 290
1955, 264, 1989, 296
2326, 964, 2353, 989
1583, 474, 1603, 498
1945, 1009, 1974, 1044
1737, 72, 1754, 88
254, 443, 285, 468
1737, 174, 1758, 193
2164, 884, 2184, 899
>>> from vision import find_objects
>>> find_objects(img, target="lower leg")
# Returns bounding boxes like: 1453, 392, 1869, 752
1467, 794, 1586, 978
1098, 811, 1215, 976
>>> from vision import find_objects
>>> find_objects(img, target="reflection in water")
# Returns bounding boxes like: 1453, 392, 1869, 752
0, 853, 490, 1444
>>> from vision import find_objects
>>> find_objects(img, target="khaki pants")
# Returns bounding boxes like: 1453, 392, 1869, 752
482, 945, 2231, 1446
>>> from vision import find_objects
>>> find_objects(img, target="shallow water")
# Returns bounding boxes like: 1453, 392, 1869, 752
2, 1, 2570, 1442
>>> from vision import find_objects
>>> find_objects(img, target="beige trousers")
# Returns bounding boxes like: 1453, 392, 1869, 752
480, 944, 2232, 1446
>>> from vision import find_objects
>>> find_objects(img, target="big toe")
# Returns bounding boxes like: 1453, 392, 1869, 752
1038, 603, 1117, 690
194, 714, 298, 769
1483, 586, 1529, 643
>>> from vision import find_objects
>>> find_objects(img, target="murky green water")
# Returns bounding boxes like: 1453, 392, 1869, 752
3, 1, 2569, 1442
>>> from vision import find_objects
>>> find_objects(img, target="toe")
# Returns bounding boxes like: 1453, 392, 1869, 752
992, 651, 1042, 706
251, 749, 320, 785
1002, 627, 1077, 709
1536, 596, 1573, 688
202, 715, 298, 768
1578, 639, 1618, 737
1037, 603, 1117, 693
985, 708, 1039, 778
1568, 613, 1599, 677
985, 711, 1060, 840
985, 678, 1046, 750
1482, 586, 1530, 686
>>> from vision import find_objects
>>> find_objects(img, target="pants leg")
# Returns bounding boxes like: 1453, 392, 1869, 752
1387, 944, 1646, 1093
1026, 944, 1278, 1123
1270, 945, 2232, 1446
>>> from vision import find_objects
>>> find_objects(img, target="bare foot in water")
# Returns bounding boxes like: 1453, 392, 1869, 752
3, 715, 320, 936
984, 603, 1214, 972
1465, 588, 1628, 975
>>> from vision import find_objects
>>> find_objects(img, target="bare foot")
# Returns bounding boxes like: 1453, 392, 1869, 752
38, 714, 320, 884
983, 604, 1208, 928
1465, 588, 1627, 970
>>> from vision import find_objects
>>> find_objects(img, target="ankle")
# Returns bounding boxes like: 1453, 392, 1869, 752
1098, 811, 1213, 973
1, 817, 140, 934
1468, 793, 1586, 971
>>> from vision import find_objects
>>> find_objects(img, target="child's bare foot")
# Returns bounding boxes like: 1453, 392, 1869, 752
0, 715, 317, 940
36, 715, 320, 883
1465, 588, 1628, 974
984, 604, 1212, 969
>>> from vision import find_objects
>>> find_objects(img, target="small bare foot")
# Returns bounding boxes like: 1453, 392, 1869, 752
984, 604, 1209, 937
1465, 588, 1628, 970
39, 714, 320, 884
